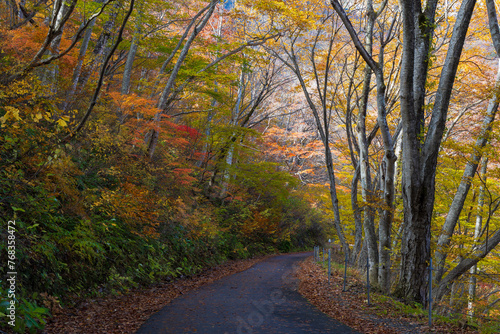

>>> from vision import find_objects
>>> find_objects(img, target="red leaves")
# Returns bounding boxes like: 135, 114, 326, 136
175, 124, 201, 140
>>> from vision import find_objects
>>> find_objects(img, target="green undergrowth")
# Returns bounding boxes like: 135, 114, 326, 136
0, 165, 325, 333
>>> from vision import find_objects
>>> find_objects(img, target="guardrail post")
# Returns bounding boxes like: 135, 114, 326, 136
429, 258, 433, 328
366, 256, 371, 306
343, 252, 347, 292
328, 248, 331, 285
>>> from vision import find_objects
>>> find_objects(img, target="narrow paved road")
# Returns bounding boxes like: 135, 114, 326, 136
136, 252, 359, 334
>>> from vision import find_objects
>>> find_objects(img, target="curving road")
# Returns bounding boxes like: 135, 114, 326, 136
136, 252, 359, 334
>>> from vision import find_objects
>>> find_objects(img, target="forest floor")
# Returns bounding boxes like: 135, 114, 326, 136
296, 256, 479, 334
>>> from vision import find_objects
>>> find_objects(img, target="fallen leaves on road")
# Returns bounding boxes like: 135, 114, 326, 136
296, 257, 479, 334
43, 256, 271, 333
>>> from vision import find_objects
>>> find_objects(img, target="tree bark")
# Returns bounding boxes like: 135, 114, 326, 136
77, 1, 121, 94
121, 35, 139, 95
434, 83, 499, 284
358, 65, 379, 285
220, 68, 246, 197
395, 0, 475, 305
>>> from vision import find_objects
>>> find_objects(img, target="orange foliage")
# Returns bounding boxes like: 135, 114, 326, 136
241, 210, 279, 241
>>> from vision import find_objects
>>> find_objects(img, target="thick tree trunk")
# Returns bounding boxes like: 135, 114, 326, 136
395, 0, 476, 305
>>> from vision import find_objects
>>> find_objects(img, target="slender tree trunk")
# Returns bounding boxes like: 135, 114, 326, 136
198, 99, 216, 168
434, 61, 500, 285
357, 0, 380, 285
220, 69, 245, 197
71, 0, 135, 136
40, 0, 71, 94
331, 0, 398, 288
351, 168, 363, 263
5, 0, 19, 27
64, 17, 96, 112
467, 158, 487, 318
78, 1, 120, 93
148, 0, 218, 159
121, 35, 139, 95
375, 55, 397, 293
344, 58, 363, 263
433, 224, 500, 304
434, 0, 500, 286
357, 66, 379, 285
121, 5, 143, 96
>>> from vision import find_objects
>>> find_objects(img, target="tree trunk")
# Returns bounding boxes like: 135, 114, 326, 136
331, 0, 399, 288
357, 66, 379, 285
375, 44, 397, 294
433, 227, 500, 304
64, 17, 96, 112
467, 158, 487, 318
434, 0, 500, 299
77, 1, 120, 93
434, 83, 499, 284
395, 0, 476, 305
220, 68, 245, 197
351, 168, 363, 263
147, 0, 218, 158
121, 35, 139, 95
40, 0, 71, 94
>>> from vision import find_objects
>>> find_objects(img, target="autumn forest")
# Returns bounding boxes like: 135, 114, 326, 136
1, 0, 500, 332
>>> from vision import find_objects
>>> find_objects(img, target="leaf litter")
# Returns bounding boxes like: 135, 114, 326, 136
296, 257, 479, 334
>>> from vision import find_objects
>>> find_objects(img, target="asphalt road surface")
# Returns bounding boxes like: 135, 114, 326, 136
136, 252, 360, 334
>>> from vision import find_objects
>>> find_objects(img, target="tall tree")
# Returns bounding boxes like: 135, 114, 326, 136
393, 0, 476, 304
331, 0, 400, 290
331, 0, 479, 304
266, 7, 351, 254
